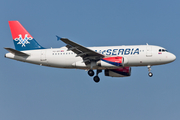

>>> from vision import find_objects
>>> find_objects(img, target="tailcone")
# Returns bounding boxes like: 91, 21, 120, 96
5, 53, 15, 59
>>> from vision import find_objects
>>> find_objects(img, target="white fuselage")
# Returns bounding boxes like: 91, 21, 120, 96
5, 45, 176, 70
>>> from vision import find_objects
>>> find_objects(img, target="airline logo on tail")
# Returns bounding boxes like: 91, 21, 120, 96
14, 34, 33, 47
9, 21, 44, 51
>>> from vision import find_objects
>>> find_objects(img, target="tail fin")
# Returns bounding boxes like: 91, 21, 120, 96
8, 21, 44, 51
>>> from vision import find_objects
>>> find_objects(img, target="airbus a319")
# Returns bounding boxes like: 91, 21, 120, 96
5, 21, 176, 83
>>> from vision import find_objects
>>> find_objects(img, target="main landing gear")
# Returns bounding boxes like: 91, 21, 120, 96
147, 65, 153, 77
88, 69, 102, 83
88, 69, 94, 76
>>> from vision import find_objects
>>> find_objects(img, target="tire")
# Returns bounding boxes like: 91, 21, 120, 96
148, 72, 153, 77
93, 76, 100, 83
88, 70, 94, 76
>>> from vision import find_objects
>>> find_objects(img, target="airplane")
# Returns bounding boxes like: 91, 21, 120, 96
4, 21, 176, 83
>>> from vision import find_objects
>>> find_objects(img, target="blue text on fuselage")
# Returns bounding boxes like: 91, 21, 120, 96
95, 48, 139, 55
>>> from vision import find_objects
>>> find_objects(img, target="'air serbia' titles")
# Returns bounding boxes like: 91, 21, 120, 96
95, 48, 139, 55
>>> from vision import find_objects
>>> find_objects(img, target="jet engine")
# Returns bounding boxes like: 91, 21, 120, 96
105, 67, 131, 77
97, 56, 128, 68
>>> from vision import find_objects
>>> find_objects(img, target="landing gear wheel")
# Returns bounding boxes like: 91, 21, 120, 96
93, 76, 100, 83
147, 65, 153, 77
88, 70, 94, 77
148, 72, 153, 77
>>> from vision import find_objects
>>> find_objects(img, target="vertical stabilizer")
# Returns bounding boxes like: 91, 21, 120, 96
8, 21, 44, 51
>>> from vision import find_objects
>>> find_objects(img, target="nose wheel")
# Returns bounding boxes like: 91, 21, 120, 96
147, 65, 153, 77
148, 72, 153, 77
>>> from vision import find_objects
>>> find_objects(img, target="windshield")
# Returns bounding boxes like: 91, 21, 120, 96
159, 49, 168, 52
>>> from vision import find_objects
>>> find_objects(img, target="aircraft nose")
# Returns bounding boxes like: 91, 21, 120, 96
169, 53, 176, 62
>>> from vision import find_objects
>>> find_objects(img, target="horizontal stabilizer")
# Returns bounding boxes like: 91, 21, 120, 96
4, 48, 29, 56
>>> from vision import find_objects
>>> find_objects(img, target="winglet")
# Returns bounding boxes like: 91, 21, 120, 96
56, 35, 62, 41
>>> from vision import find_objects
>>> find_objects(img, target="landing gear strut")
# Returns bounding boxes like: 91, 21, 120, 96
147, 65, 153, 77
93, 70, 102, 83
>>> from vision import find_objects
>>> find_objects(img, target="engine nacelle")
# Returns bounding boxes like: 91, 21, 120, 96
97, 56, 128, 68
105, 67, 131, 77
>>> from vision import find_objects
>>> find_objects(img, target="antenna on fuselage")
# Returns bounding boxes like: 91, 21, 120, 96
146, 43, 148, 45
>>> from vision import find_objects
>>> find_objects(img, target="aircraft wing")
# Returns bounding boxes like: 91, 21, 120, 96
57, 36, 104, 62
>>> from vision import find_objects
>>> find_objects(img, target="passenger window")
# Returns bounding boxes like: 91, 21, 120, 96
159, 49, 161, 52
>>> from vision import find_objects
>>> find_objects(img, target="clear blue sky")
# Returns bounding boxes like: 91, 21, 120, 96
0, 0, 179, 120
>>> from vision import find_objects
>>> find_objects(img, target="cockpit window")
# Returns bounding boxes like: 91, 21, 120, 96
159, 49, 168, 52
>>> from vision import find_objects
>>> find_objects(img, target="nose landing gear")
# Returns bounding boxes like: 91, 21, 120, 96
147, 65, 153, 77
